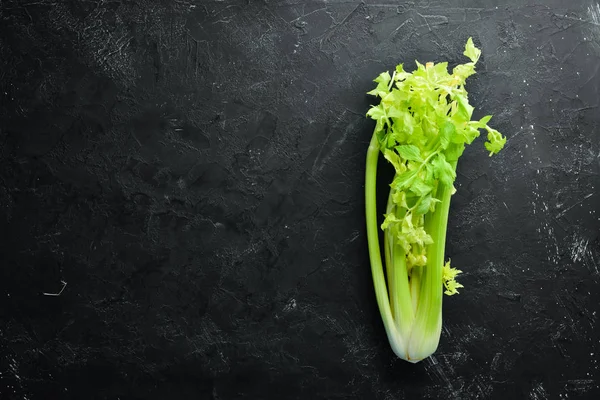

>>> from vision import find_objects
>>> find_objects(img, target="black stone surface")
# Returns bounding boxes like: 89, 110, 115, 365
1, 0, 599, 399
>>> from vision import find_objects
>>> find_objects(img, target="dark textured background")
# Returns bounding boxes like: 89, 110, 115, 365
1, 0, 599, 399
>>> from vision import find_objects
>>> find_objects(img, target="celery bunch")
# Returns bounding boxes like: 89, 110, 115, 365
364, 39, 506, 363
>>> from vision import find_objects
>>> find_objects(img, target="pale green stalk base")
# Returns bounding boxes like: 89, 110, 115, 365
365, 132, 455, 363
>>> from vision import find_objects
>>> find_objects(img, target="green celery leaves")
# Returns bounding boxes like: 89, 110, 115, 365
367, 38, 506, 267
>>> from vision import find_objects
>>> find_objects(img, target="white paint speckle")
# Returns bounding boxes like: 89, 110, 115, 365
283, 298, 297, 312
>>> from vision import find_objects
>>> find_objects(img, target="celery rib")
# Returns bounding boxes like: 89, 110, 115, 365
365, 133, 405, 357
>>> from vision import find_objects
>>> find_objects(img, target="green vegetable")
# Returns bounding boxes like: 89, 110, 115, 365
364, 38, 506, 363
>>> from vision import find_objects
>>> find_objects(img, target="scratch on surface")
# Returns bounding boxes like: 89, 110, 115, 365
438, 352, 468, 376
318, 1, 363, 46
588, 3, 600, 28
555, 193, 594, 219
310, 128, 332, 173
289, 7, 327, 23
529, 381, 548, 400
587, 3, 600, 52
588, 248, 600, 275
563, 379, 596, 395
425, 356, 460, 398
43, 280, 68, 296
316, 312, 376, 366
555, 294, 582, 340
415, 12, 449, 30
490, 352, 502, 372
468, 375, 493, 399
329, 1, 363, 27
389, 18, 413, 39
570, 235, 589, 263
311, 111, 355, 174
